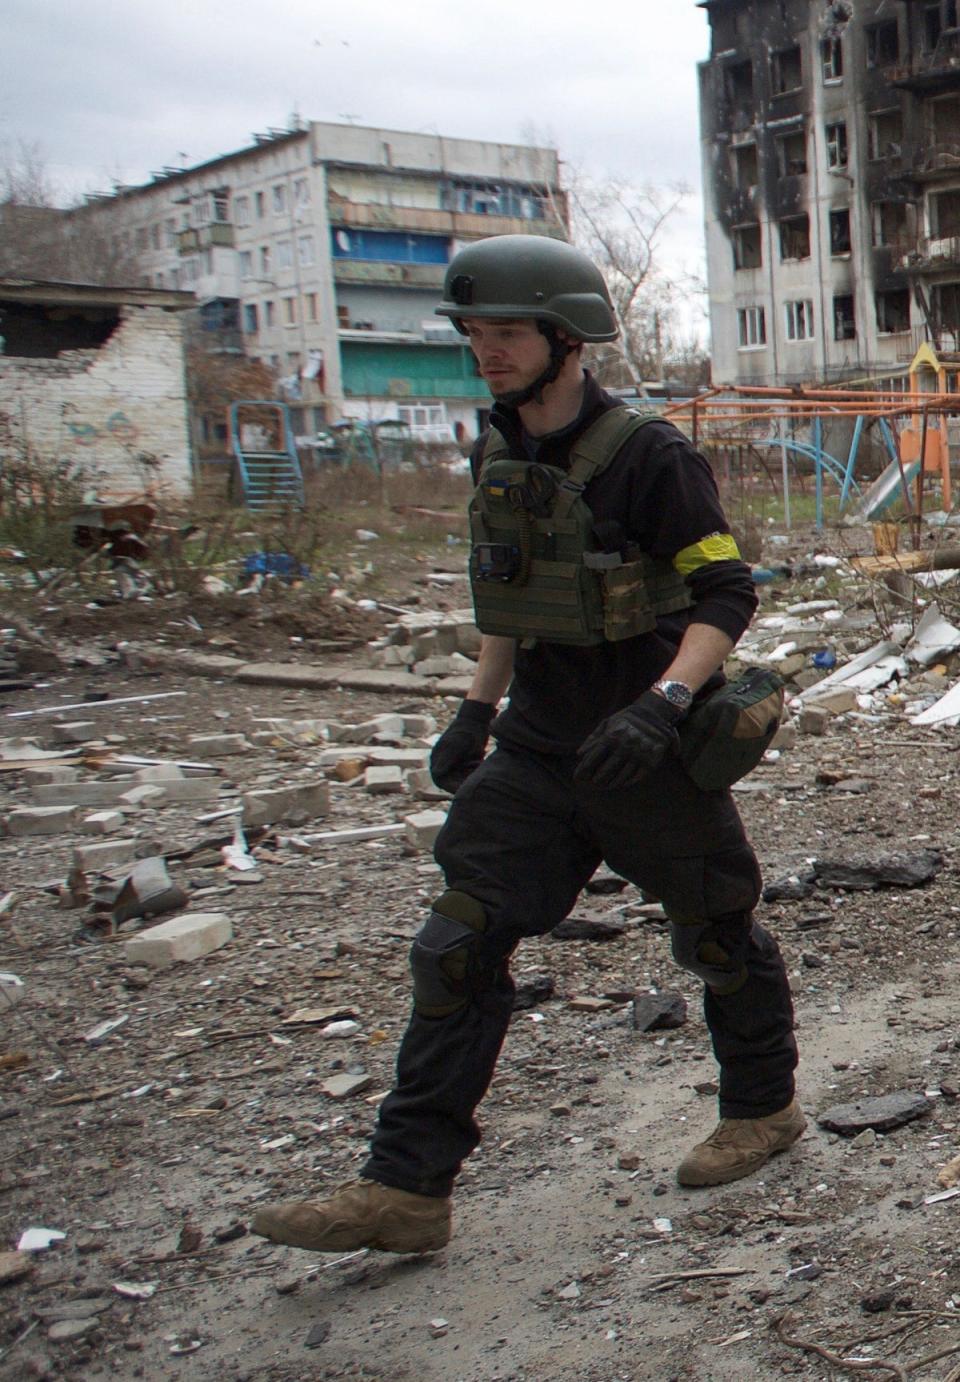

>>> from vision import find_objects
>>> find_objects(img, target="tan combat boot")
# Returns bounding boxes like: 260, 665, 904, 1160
676, 1098, 805, 1187
251, 1179, 451, 1254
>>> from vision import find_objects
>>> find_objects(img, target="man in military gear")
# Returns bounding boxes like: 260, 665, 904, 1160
252, 235, 802, 1257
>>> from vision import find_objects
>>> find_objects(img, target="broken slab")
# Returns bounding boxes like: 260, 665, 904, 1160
123, 911, 232, 968
813, 849, 943, 891
4, 805, 79, 836
50, 721, 99, 745
322, 1072, 373, 1100
73, 838, 139, 871
818, 1092, 930, 1136
631, 990, 687, 1032
112, 857, 189, 924
186, 733, 249, 756
82, 810, 125, 835
242, 782, 331, 828
551, 916, 627, 942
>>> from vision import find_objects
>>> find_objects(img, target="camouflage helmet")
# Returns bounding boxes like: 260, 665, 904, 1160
435, 234, 618, 342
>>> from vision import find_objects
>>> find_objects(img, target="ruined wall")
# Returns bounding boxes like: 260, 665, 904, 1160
0, 304, 192, 498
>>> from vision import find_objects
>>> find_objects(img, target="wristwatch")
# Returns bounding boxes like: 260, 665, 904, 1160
652, 679, 694, 712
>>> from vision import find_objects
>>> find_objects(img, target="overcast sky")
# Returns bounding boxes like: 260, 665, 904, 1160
2, 0, 712, 311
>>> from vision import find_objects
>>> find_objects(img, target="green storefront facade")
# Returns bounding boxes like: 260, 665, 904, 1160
340, 340, 489, 403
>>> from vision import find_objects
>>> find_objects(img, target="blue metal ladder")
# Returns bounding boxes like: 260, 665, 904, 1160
228, 401, 304, 511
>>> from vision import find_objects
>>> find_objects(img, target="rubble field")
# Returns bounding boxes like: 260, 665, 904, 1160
7, 529, 960, 1380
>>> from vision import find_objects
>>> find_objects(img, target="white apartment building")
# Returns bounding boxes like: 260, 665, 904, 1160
77, 121, 566, 443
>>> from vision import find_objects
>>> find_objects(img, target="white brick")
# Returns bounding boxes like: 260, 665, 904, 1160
5, 806, 79, 836
50, 722, 99, 745
404, 809, 448, 850
73, 838, 139, 870
133, 764, 185, 783
118, 784, 167, 807
186, 733, 249, 756
123, 912, 232, 968
82, 810, 125, 835
364, 765, 404, 794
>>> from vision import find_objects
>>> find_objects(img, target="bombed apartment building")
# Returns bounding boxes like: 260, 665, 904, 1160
699, 0, 960, 387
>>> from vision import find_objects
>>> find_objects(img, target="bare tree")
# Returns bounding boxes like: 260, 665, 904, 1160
0, 140, 141, 284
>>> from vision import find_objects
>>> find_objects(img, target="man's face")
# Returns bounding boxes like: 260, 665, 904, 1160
461, 318, 551, 400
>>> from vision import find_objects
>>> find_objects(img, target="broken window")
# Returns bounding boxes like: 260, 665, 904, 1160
926, 2, 944, 51
150, 224, 160, 251
255, 191, 265, 219
276, 240, 293, 270
737, 305, 766, 348
239, 251, 253, 278
821, 36, 843, 82
869, 109, 903, 160
235, 195, 250, 228
779, 214, 811, 261
305, 292, 318, 322
733, 224, 762, 270
775, 129, 807, 178
784, 300, 815, 341
297, 234, 315, 267
833, 294, 856, 340
830, 208, 852, 254
243, 304, 258, 334
733, 143, 759, 191
212, 191, 230, 224
933, 95, 960, 144
0, 300, 121, 358
725, 59, 754, 114
932, 189, 960, 237
264, 300, 275, 327
294, 177, 311, 207
272, 184, 287, 215
872, 201, 909, 246
826, 121, 848, 170
866, 21, 899, 68
164, 218, 177, 248
731, 228, 763, 279
933, 281, 960, 329
771, 45, 802, 96
260, 245, 271, 275
283, 297, 297, 326
875, 288, 910, 334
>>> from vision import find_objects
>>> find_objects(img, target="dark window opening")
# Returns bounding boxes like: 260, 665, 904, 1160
933, 95, 960, 144
926, 3, 944, 51
725, 59, 754, 113
876, 288, 910, 333
822, 36, 843, 81
834, 294, 856, 340
872, 200, 909, 246
733, 143, 759, 190
775, 129, 807, 177
771, 45, 802, 95
0, 301, 121, 358
826, 121, 848, 169
733, 224, 762, 269
869, 109, 903, 159
933, 281, 960, 329
866, 21, 899, 68
830, 208, 852, 254
779, 213, 811, 261
932, 188, 960, 236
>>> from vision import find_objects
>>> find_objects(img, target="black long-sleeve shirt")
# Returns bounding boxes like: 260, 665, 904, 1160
468, 373, 758, 755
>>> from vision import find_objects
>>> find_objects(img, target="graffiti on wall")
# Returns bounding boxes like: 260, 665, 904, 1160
64, 410, 141, 448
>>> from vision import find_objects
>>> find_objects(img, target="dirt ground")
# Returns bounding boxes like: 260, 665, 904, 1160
6, 536, 960, 1381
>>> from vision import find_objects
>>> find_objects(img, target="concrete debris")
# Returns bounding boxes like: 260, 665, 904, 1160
3, 805, 79, 836
242, 782, 331, 827
812, 849, 943, 891
818, 1092, 931, 1136
123, 911, 232, 968
403, 809, 448, 850
631, 989, 688, 1032
551, 916, 628, 942
111, 857, 189, 925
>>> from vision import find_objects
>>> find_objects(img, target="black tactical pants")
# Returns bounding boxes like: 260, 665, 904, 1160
363, 744, 797, 1198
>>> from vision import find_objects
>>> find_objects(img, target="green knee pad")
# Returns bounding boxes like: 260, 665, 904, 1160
410, 889, 487, 1017
668, 914, 748, 996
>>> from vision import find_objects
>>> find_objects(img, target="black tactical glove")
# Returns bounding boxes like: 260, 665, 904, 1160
429, 699, 496, 793
574, 689, 685, 791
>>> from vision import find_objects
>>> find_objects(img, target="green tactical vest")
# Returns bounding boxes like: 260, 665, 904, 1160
468, 406, 693, 646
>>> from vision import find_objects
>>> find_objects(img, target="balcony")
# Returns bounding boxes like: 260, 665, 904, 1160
332, 260, 446, 289
892, 31, 960, 93
327, 198, 566, 241
893, 139, 960, 181
177, 222, 236, 255
897, 233, 960, 270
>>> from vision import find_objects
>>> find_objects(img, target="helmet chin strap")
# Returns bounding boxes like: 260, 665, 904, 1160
495, 323, 576, 409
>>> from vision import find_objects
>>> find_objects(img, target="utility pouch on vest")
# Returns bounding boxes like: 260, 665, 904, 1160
469, 407, 692, 646
677, 666, 784, 791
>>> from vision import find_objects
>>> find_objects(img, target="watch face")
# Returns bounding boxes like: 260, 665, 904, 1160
658, 680, 693, 708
